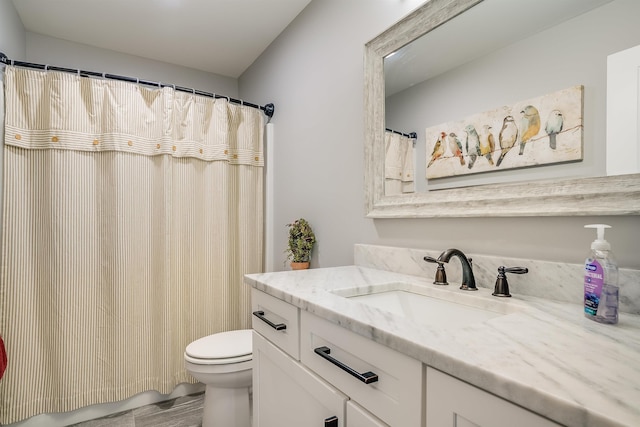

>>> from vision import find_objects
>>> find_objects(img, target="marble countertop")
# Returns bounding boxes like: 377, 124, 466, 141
245, 265, 640, 427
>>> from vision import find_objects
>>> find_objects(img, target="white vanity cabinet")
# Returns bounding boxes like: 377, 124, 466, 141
346, 401, 388, 427
252, 288, 563, 427
426, 367, 561, 427
300, 310, 423, 427
251, 288, 300, 360
251, 289, 394, 427
253, 332, 347, 427
252, 290, 347, 426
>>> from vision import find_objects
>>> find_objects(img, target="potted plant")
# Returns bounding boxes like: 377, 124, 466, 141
285, 218, 316, 270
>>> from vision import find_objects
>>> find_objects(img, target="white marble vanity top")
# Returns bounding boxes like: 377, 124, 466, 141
245, 263, 640, 427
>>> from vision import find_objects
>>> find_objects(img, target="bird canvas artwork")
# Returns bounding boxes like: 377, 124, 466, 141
425, 85, 583, 180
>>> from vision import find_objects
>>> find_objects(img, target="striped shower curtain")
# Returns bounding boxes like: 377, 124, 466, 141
0, 66, 264, 424
384, 130, 414, 195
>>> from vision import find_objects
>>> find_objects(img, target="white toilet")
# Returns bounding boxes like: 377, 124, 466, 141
184, 329, 253, 427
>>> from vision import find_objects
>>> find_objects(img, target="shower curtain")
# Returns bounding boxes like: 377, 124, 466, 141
0, 66, 265, 424
384, 130, 415, 195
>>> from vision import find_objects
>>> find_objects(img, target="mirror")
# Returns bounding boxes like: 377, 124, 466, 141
364, 0, 640, 217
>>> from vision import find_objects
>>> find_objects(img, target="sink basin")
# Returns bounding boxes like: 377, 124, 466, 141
334, 282, 522, 329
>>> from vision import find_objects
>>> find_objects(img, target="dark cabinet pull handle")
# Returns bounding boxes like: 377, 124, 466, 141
324, 415, 339, 427
252, 310, 286, 331
314, 346, 378, 384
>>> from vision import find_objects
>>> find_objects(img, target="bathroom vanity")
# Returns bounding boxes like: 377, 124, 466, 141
246, 245, 640, 427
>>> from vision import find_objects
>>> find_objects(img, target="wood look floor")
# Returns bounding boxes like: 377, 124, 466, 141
68, 393, 204, 427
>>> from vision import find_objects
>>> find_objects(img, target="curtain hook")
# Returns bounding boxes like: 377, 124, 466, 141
240, 99, 244, 106
158, 81, 162, 88
77, 68, 81, 76
44, 64, 49, 71
192, 87, 195, 95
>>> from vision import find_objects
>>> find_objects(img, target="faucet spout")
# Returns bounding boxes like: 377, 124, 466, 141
437, 248, 478, 291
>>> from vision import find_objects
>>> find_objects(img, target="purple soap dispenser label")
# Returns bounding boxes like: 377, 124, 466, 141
584, 259, 604, 316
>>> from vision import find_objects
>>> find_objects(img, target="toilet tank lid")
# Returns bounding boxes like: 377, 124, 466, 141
186, 329, 252, 360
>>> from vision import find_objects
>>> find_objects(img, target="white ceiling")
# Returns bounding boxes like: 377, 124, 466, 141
11, 0, 312, 78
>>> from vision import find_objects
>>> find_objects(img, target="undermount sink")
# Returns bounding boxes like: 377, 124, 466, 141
333, 282, 522, 329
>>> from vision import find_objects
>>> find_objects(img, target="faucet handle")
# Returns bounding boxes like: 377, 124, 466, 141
423, 256, 448, 286
493, 266, 528, 297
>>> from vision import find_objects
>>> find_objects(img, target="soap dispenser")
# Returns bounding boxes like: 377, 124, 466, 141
583, 224, 619, 324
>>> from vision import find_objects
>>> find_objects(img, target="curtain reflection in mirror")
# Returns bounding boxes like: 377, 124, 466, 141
385, 130, 415, 195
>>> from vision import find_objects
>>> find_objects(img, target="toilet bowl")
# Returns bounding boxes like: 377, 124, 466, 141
184, 329, 253, 427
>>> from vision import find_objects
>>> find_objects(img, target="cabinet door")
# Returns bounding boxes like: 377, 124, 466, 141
346, 401, 389, 427
253, 331, 347, 427
426, 367, 561, 427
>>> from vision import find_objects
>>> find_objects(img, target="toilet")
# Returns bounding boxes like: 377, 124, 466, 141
184, 329, 253, 427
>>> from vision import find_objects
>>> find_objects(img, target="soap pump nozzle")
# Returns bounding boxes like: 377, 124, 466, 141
584, 224, 611, 251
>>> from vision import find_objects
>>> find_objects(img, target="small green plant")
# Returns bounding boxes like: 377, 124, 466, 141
285, 218, 316, 263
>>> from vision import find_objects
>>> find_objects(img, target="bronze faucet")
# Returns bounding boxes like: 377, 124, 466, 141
493, 266, 528, 297
424, 248, 477, 291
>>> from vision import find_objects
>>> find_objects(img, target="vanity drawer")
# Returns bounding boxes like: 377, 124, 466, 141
300, 310, 423, 427
251, 289, 300, 360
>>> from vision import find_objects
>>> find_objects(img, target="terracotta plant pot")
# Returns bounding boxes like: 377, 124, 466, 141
291, 261, 310, 270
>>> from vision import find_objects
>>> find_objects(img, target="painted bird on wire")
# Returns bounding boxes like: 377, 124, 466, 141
497, 115, 518, 167
545, 110, 563, 150
519, 105, 540, 155
464, 124, 481, 169
428, 131, 447, 168
447, 132, 465, 166
479, 125, 495, 165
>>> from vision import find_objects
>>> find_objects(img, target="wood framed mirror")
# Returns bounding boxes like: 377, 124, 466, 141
364, 0, 640, 218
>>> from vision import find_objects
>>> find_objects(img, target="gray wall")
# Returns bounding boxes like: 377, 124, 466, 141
24, 32, 238, 97
239, 0, 640, 271
0, 0, 26, 59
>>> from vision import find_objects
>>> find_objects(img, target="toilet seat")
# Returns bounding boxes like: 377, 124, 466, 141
184, 329, 253, 426
185, 329, 252, 365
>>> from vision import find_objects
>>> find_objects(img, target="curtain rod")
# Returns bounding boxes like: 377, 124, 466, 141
386, 128, 417, 139
0, 52, 275, 119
